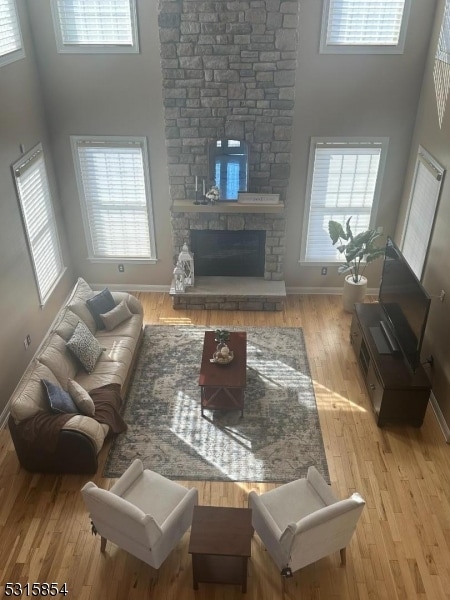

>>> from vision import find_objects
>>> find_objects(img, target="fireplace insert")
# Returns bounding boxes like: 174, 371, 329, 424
191, 230, 266, 277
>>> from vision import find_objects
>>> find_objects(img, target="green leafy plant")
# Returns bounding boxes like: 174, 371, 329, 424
328, 217, 384, 283
214, 329, 230, 344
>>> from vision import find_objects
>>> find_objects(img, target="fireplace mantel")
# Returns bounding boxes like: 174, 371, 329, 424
171, 200, 285, 214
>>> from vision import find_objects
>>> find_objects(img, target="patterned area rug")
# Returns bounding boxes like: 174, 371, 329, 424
104, 325, 329, 482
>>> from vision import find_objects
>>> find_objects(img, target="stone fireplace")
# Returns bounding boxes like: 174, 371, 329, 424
158, 0, 298, 310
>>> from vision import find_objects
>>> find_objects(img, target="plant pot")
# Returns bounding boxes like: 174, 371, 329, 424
342, 275, 367, 312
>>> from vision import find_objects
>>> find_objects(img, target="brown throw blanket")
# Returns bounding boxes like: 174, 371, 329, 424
16, 383, 127, 453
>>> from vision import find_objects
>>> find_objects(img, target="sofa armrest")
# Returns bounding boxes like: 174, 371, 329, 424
110, 292, 143, 316
8, 415, 98, 474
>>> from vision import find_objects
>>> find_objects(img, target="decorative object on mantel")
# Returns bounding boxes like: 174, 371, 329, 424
237, 192, 280, 205
205, 185, 220, 204
177, 243, 195, 287
172, 262, 185, 294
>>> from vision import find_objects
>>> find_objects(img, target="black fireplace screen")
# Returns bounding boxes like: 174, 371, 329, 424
190, 230, 266, 277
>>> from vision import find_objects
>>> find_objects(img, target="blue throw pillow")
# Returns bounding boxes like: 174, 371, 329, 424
86, 288, 116, 330
41, 379, 79, 415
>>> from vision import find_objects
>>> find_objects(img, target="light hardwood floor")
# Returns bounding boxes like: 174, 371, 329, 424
1, 293, 449, 599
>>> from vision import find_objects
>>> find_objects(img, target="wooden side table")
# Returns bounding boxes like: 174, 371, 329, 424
188, 505, 252, 593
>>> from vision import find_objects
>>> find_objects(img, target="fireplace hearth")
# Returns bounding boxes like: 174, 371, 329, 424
191, 230, 266, 277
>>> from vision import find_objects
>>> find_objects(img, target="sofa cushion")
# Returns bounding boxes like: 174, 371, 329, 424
98, 335, 137, 364
86, 288, 116, 330
68, 277, 95, 304
96, 314, 143, 340
54, 309, 81, 341
67, 379, 95, 417
37, 333, 78, 390
101, 299, 133, 331
68, 301, 97, 334
42, 379, 79, 415
74, 361, 128, 392
10, 362, 61, 422
66, 321, 104, 374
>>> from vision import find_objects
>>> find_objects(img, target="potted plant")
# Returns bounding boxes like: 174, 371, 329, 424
328, 217, 384, 312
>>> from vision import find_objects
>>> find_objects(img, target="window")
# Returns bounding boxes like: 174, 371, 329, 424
436, 0, 450, 64
320, 0, 410, 54
300, 138, 388, 264
401, 147, 444, 280
51, 0, 139, 54
71, 136, 156, 262
0, 0, 25, 67
13, 144, 65, 305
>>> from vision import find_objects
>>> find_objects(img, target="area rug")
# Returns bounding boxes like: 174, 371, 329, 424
104, 326, 329, 482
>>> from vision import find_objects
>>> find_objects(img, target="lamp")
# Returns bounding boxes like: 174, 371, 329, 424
173, 262, 186, 294
177, 243, 195, 287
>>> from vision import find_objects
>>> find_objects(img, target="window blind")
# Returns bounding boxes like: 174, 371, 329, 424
53, 0, 137, 49
304, 142, 383, 263
401, 151, 444, 280
325, 0, 406, 46
14, 146, 64, 304
436, 0, 450, 64
74, 140, 154, 260
0, 0, 24, 66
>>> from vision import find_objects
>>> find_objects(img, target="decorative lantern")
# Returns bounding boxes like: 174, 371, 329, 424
177, 243, 195, 287
173, 262, 186, 294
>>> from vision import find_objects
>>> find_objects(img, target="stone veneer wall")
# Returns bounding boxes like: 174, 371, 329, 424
171, 209, 286, 279
158, 0, 299, 202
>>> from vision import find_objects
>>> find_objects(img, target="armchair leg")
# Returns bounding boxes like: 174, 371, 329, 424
100, 536, 107, 553
340, 548, 346, 566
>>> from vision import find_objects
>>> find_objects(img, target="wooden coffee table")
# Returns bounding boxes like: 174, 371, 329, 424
198, 331, 247, 417
188, 505, 252, 593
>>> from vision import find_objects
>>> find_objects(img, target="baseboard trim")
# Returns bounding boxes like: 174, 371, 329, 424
286, 286, 379, 296
90, 283, 170, 292
0, 402, 10, 430
429, 391, 450, 442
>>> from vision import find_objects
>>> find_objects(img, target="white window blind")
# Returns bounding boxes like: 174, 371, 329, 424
401, 149, 444, 280
13, 145, 64, 304
72, 137, 155, 261
436, 0, 450, 64
0, 0, 24, 67
302, 140, 386, 263
321, 0, 409, 53
51, 0, 138, 53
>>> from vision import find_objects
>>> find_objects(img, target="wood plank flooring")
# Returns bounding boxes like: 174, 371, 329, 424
1, 293, 449, 599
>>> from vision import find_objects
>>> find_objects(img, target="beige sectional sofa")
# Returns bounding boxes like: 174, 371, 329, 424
8, 278, 143, 474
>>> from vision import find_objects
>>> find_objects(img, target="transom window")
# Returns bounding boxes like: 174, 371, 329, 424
0, 0, 25, 67
320, 0, 410, 54
71, 136, 156, 262
300, 138, 388, 264
13, 144, 65, 305
51, 0, 139, 54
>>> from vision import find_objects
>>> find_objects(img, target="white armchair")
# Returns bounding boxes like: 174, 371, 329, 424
248, 466, 365, 576
81, 459, 198, 569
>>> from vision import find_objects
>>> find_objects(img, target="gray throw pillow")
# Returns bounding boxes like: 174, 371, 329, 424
67, 379, 95, 416
86, 288, 116, 330
66, 321, 104, 374
42, 378, 79, 414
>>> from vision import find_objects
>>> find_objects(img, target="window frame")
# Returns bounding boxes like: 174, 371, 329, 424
436, 0, 450, 64
299, 136, 389, 266
400, 146, 445, 281
71, 135, 157, 264
320, 0, 411, 55
0, 0, 25, 68
12, 143, 66, 306
50, 0, 139, 54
